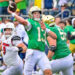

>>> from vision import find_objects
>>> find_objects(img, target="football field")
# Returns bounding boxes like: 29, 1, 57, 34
0, 71, 75, 75
0, 70, 3, 75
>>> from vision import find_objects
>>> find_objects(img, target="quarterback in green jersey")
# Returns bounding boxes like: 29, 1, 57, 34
8, 6, 57, 75
39, 15, 73, 75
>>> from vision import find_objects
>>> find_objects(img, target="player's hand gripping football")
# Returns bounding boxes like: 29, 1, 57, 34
8, 7, 13, 14
7, 2, 16, 14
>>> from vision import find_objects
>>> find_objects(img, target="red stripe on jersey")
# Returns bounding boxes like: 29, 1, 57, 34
3, 43, 9, 55
3, 43, 9, 46
3, 46, 6, 55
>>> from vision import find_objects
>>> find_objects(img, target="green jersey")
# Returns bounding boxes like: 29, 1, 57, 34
26, 19, 46, 51
64, 25, 73, 33
64, 25, 75, 44
17, 0, 27, 10
46, 26, 71, 59
0, 1, 9, 7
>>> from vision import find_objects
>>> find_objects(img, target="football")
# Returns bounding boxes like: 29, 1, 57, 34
9, 2, 17, 12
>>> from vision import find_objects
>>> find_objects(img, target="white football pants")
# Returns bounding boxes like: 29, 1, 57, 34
24, 49, 51, 75
39, 54, 73, 75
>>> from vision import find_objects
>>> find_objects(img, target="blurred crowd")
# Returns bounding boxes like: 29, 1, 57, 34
0, 0, 75, 17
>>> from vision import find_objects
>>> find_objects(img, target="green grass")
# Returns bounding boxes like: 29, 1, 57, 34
0, 70, 3, 75
0, 71, 75, 75
74, 71, 75, 75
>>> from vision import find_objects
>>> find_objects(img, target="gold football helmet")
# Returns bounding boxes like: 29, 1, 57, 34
42, 15, 55, 26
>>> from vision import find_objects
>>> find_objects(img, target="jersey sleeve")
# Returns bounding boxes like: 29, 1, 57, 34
45, 23, 50, 29
64, 27, 69, 33
50, 27, 59, 38
45, 23, 51, 33
45, 23, 56, 34
25, 20, 32, 31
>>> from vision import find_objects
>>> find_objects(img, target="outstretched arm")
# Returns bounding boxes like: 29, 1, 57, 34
7, 7, 28, 26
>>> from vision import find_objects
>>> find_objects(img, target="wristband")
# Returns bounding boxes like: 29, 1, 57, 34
49, 45, 56, 52
46, 28, 50, 33
11, 13, 16, 17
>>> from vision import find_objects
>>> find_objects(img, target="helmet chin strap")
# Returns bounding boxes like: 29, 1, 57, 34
32, 14, 42, 21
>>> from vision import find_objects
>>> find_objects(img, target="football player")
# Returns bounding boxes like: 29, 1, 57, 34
8, 6, 58, 75
0, 22, 27, 75
39, 15, 73, 75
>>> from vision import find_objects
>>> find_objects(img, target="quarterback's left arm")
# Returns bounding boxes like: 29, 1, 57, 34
46, 28, 57, 39
47, 36, 56, 59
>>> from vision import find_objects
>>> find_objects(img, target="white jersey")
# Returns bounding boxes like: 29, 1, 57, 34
15, 24, 29, 44
1, 34, 22, 66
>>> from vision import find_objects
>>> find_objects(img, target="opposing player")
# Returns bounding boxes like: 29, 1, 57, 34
0, 22, 27, 75
8, 5, 58, 75
40, 15, 73, 75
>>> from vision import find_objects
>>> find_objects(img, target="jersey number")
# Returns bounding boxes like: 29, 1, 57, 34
3, 43, 9, 55
58, 28, 66, 40
37, 27, 46, 42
